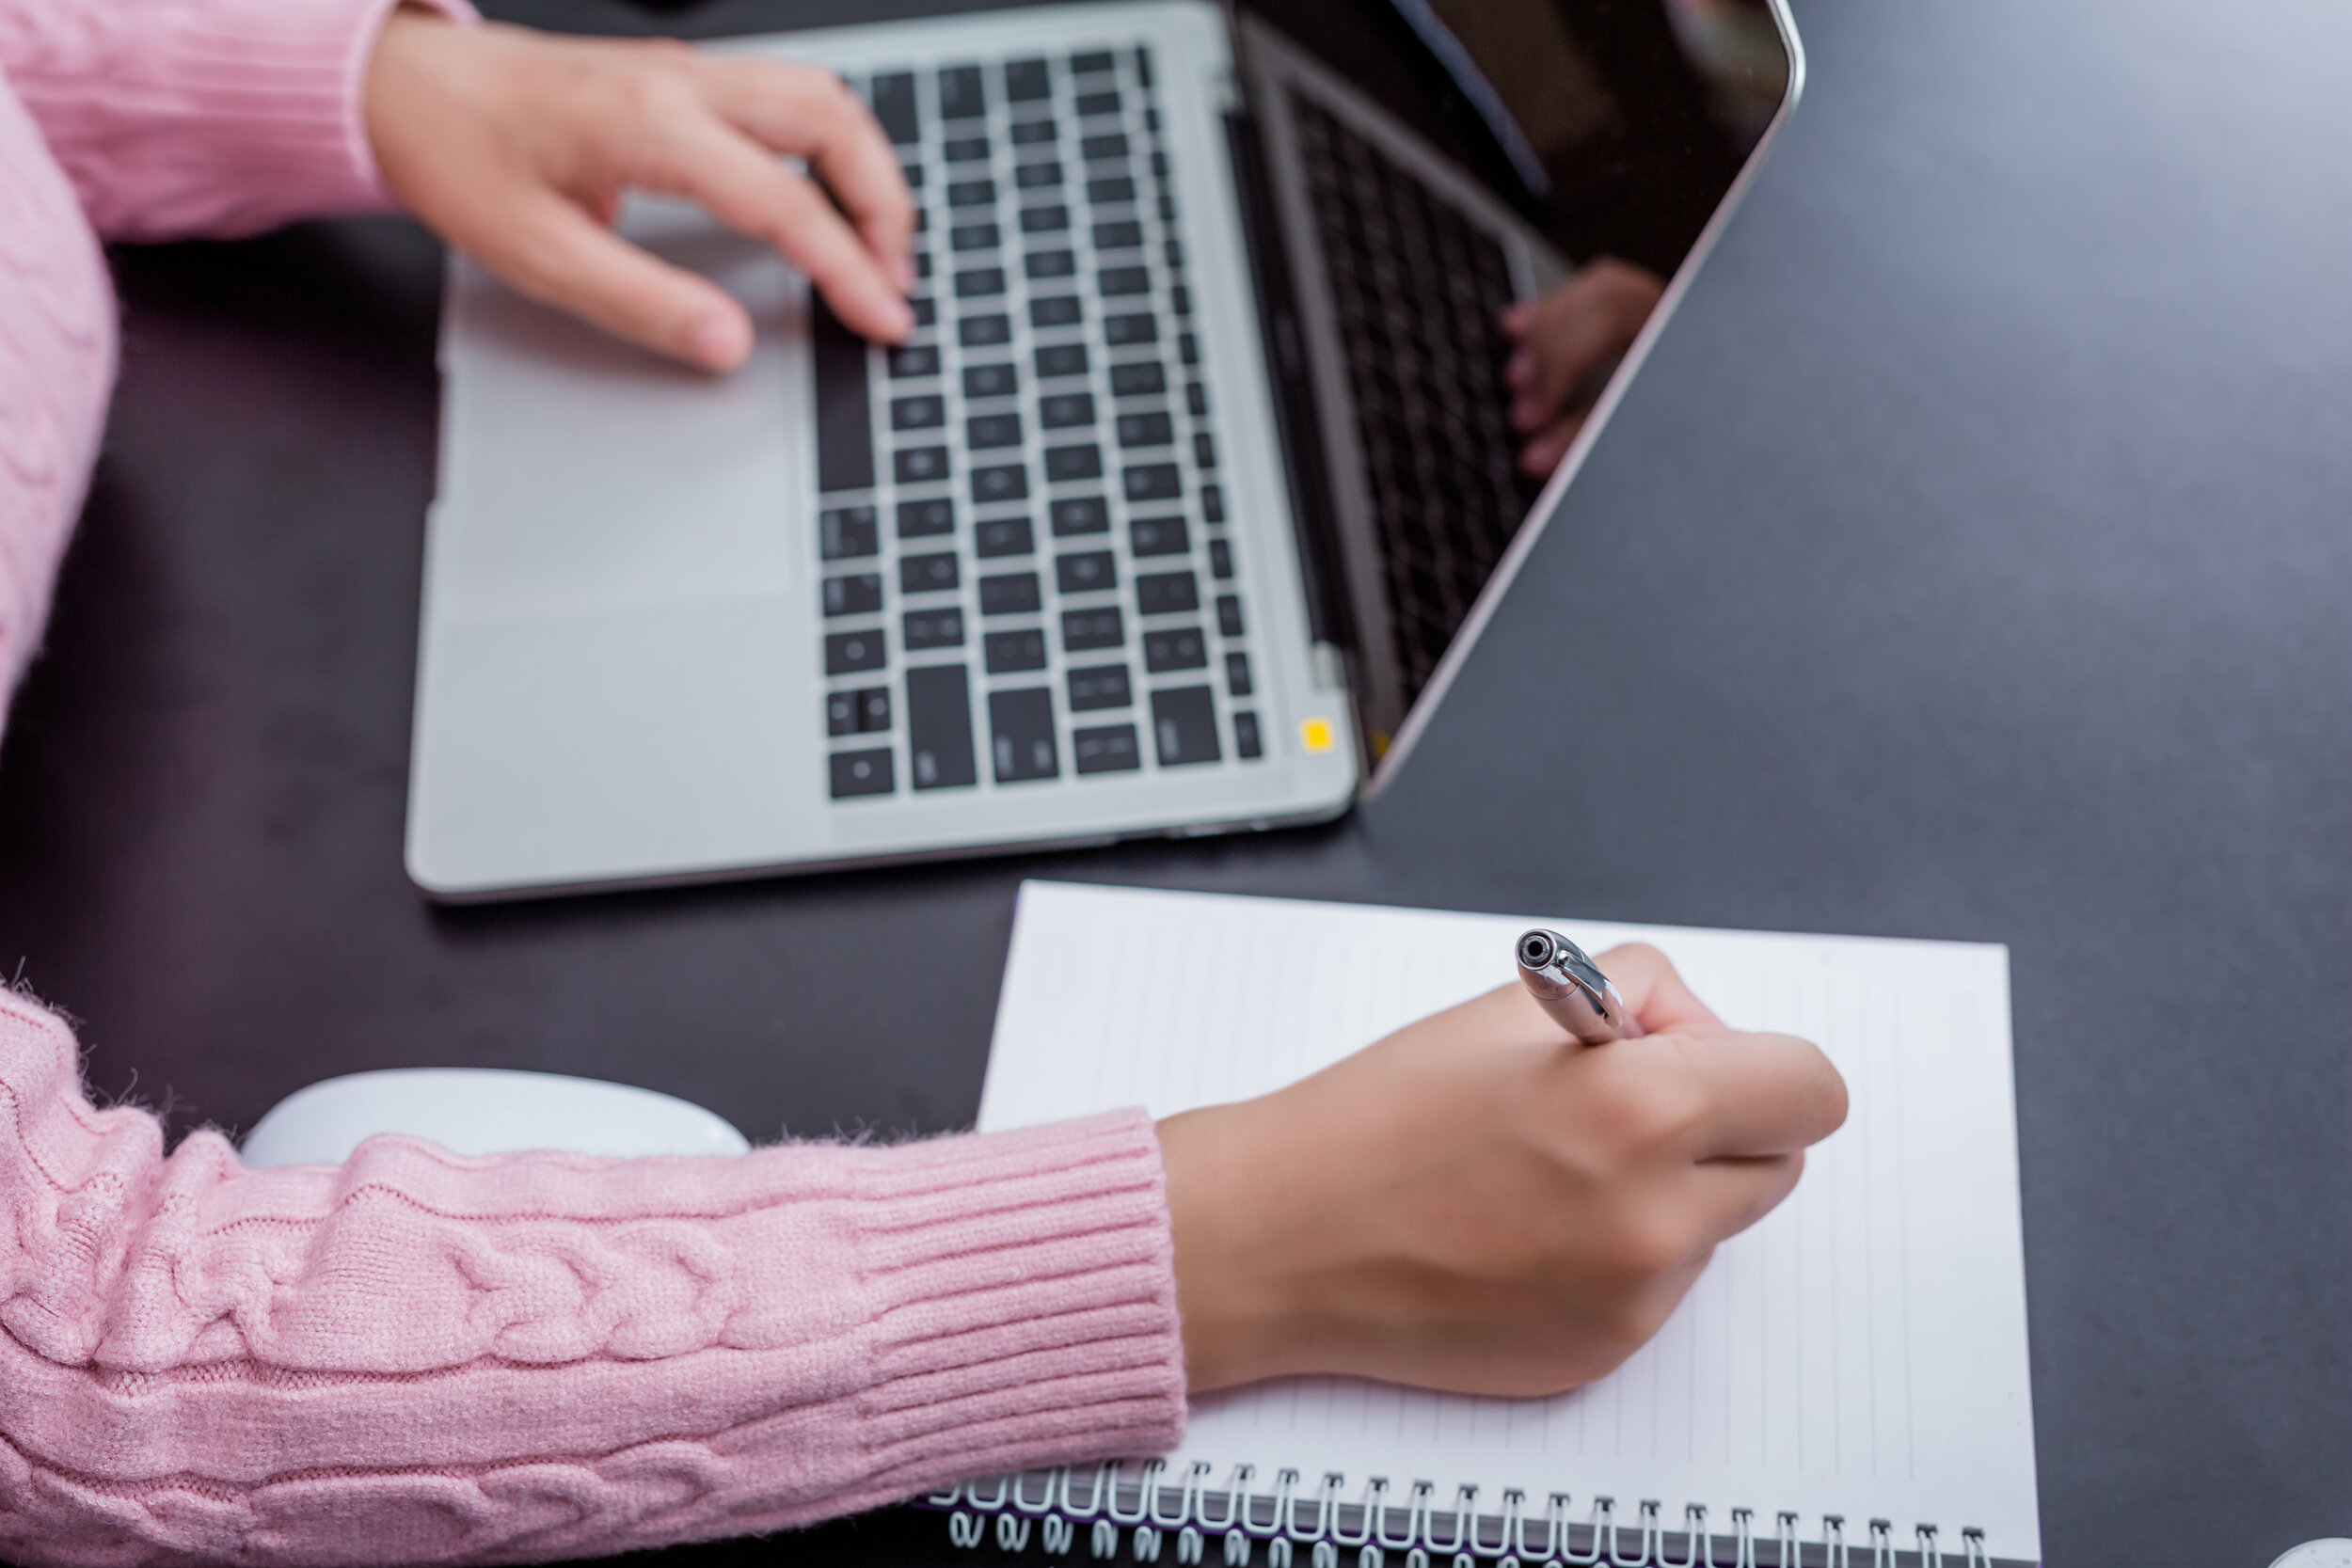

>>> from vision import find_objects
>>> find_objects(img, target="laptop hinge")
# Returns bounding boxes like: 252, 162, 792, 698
1222, 105, 1356, 673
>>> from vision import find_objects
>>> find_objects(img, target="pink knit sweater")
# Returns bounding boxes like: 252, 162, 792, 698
0, 3, 1187, 1562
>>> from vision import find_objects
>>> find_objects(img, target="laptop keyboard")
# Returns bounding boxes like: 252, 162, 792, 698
815, 45, 1264, 801
1288, 97, 1539, 705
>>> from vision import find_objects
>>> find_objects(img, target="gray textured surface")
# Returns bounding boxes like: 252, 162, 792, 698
0, 0, 2346, 1560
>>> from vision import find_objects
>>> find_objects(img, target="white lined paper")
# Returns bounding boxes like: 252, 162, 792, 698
979, 881, 2040, 1557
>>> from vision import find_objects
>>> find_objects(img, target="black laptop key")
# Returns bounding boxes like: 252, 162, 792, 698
1129, 515, 1187, 556
1136, 570, 1198, 616
1025, 248, 1077, 278
1108, 361, 1166, 396
990, 688, 1059, 783
823, 573, 882, 617
1170, 284, 1192, 317
1099, 265, 1151, 297
1200, 483, 1225, 522
1177, 329, 1198, 363
951, 222, 1001, 252
1232, 710, 1263, 759
826, 689, 858, 736
1143, 626, 1207, 673
1093, 219, 1144, 251
1017, 394, 1082, 436
972, 463, 1028, 503
909, 295, 936, 325
1010, 116, 1057, 145
1030, 296, 1083, 328
1164, 235, 1184, 266
1151, 686, 1220, 767
1208, 537, 1233, 578
967, 411, 1024, 449
1216, 594, 1245, 637
888, 343, 940, 378
943, 135, 991, 163
1045, 443, 1104, 483
1067, 662, 1132, 710
1036, 342, 1089, 378
857, 687, 891, 730
960, 314, 1012, 347
1087, 176, 1137, 205
976, 516, 1035, 557
985, 627, 1048, 673
1194, 433, 1218, 468
1070, 50, 1116, 75
906, 664, 977, 789
946, 178, 995, 208
831, 748, 895, 798
1051, 496, 1109, 535
1104, 312, 1157, 346
1124, 463, 1182, 501
898, 498, 954, 538
870, 72, 919, 145
938, 65, 986, 120
811, 297, 875, 494
1073, 89, 1120, 117
1062, 606, 1124, 651
1134, 46, 1152, 86
1006, 56, 1052, 102
900, 551, 959, 594
1073, 723, 1140, 774
826, 628, 885, 674
1225, 650, 1252, 697
963, 363, 1019, 399
913, 248, 931, 277
820, 505, 879, 560
1116, 411, 1172, 447
1057, 550, 1116, 594
979, 571, 1042, 615
1187, 381, 1209, 416
895, 446, 949, 484
1015, 161, 1063, 190
903, 607, 964, 649
1020, 203, 1071, 233
891, 394, 945, 430
955, 266, 1007, 298
1081, 133, 1130, 161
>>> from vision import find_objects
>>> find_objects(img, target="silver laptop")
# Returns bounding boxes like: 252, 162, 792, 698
408, 0, 1799, 897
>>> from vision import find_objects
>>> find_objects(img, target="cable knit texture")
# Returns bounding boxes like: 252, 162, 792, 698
0, 2, 1189, 1561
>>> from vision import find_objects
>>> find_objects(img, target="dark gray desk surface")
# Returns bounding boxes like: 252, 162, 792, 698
0, 0, 2345, 1560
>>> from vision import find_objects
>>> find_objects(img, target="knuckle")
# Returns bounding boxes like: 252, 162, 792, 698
1597, 1065, 1709, 1154
1606, 1205, 1703, 1278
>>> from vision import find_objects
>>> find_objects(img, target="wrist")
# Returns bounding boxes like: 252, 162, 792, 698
1156, 1098, 1305, 1393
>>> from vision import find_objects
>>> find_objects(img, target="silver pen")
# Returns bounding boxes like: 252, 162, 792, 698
1516, 928, 1645, 1045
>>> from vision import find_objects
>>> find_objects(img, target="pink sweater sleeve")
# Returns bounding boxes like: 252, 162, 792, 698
0, 990, 1186, 1565
0, 0, 474, 240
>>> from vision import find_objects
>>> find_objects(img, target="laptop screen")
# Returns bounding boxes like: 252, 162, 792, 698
1231, 0, 1796, 756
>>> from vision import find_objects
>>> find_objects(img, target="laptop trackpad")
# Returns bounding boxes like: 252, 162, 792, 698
433, 210, 808, 622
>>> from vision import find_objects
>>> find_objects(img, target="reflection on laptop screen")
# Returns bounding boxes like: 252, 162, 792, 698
1229, 0, 1795, 754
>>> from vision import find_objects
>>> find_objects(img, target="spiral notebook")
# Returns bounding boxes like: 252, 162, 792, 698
937, 881, 2040, 1568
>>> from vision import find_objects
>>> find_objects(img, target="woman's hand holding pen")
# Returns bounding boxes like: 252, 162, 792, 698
364, 6, 914, 373
1156, 944, 1847, 1397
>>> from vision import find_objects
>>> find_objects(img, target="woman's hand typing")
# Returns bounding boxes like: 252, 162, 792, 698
363, 7, 914, 372
1157, 943, 1848, 1395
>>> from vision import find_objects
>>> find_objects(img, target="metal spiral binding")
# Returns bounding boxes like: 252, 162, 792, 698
926, 1466, 2001, 1568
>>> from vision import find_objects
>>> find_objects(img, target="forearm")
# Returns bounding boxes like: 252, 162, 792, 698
0, 993, 1183, 1565
0, 0, 474, 241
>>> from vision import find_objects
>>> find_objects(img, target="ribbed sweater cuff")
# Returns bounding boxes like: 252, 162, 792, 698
848, 1110, 1188, 1494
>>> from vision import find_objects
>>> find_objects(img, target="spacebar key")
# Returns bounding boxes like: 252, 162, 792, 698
812, 296, 875, 493
906, 665, 978, 789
